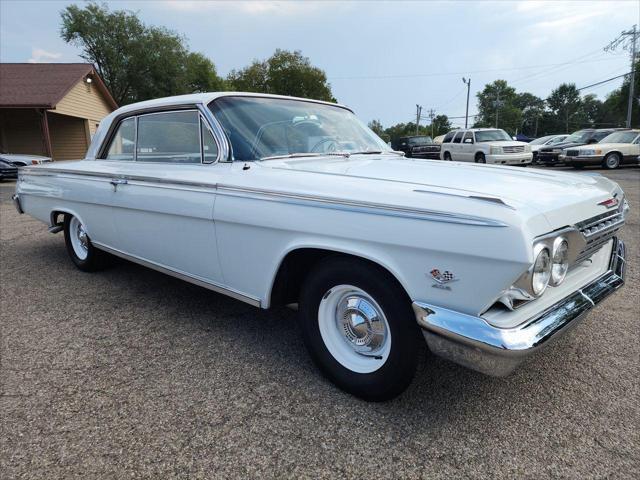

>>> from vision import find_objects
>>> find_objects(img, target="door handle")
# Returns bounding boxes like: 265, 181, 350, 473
110, 178, 128, 191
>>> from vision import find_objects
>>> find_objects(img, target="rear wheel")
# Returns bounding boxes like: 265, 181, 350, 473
63, 214, 110, 271
602, 153, 621, 170
299, 257, 421, 401
475, 152, 486, 163
443, 152, 452, 161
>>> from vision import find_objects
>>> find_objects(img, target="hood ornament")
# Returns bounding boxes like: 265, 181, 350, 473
598, 197, 619, 209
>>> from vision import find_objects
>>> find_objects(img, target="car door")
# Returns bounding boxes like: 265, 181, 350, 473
105, 109, 227, 284
461, 131, 475, 161
450, 131, 464, 160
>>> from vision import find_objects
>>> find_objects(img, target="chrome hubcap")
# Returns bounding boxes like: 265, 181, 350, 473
336, 295, 386, 355
77, 225, 88, 250
69, 216, 89, 260
318, 285, 391, 373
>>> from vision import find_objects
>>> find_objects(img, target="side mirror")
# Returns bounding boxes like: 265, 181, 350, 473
464, 138, 473, 144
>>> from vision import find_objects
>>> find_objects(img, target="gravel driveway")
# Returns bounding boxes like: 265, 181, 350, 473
1, 167, 639, 479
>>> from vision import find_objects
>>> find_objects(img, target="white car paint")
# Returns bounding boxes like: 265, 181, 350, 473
440, 128, 533, 165
14, 93, 627, 332
0, 153, 52, 166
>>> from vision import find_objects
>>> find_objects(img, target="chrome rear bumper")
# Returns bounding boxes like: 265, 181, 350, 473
413, 238, 625, 376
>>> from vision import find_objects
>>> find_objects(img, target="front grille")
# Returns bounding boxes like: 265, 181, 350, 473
412, 146, 440, 153
575, 208, 625, 264
565, 150, 579, 157
502, 146, 525, 154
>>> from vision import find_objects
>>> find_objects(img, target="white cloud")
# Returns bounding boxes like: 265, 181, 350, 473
27, 48, 62, 63
162, 0, 351, 15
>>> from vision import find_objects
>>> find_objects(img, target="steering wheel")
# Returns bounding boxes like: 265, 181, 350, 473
310, 138, 340, 153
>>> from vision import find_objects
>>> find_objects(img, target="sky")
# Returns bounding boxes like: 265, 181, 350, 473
1, 0, 638, 128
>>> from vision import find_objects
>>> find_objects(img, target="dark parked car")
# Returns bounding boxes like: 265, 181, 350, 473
536, 128, 621, 166
391, 135, 440, 159
0, 158, 18, 181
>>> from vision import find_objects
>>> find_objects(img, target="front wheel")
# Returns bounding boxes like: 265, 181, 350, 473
443, 152, 452, 161
63, 214, 110, 271
602, 153, 621, 170
475, 153, 486, 163
299, 257, 421, 401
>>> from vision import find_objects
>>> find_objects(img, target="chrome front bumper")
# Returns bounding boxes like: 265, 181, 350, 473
412, 238, 625, 377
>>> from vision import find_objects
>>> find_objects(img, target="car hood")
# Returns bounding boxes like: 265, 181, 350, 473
540, 141, 586, 151
261, 155, 620, 231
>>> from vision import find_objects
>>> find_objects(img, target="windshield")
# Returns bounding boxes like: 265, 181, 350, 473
547, 135, 567, 145
210, 96, 390, 161
474, 129, 512, 142
529, 135, 554, 145
599, 131, 639, 144
407, 136, 432, 145
565, 130, 591, 143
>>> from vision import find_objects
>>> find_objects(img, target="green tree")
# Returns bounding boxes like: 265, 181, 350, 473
60, 2, 224, 105
474, 80, 521, 134
227, 49, 336, 102
431, 115, 452, 136
546, 83, 582, 133
367, 119, 387, 141
600, 58, 640, 127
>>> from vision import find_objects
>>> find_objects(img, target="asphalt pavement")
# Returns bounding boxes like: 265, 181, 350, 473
1, 166, 639, 479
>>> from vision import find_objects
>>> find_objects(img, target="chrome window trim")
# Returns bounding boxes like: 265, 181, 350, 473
97, 104, 228, 165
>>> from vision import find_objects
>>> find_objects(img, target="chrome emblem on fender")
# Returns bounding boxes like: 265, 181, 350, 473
429, 269, 458, 290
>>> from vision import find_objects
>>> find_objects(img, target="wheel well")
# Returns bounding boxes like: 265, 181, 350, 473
269, 248, 410, 308
50, 210, 67, 227
605, 151, 622, 159
475, 151, 485, 159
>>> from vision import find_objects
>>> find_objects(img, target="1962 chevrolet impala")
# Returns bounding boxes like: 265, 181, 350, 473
13, 93, 628, 400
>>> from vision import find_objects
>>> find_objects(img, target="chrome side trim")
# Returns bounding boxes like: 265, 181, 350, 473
11, 194, 23, 214
216, 184, 508, 227
93, 242, 261, 308
20, 168, 506, 227
413, 238, 625, 377
413, 189, 514, 209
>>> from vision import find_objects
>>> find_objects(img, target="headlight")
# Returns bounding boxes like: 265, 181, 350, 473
550, 238, 569, 286
552, 148, 562, 153
532, 247, 551, 296
524, 144, 531, 152
580, 149, 601, 156
490, 146, 502, 154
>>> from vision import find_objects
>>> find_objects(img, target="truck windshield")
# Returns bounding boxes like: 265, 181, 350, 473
474, 130, 512, 142
209, 96, 390, 161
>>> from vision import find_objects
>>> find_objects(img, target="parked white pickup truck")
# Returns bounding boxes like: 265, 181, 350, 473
13, 93, 627, 400
440, 128, 532, 165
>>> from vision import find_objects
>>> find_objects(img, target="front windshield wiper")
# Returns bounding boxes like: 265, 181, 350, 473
260, 150, 394, 161
260, 152, 351, 161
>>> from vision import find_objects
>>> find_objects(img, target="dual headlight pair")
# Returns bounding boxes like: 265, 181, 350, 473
531, 237, 569, 295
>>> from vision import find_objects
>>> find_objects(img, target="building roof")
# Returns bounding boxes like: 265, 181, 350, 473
0, 63, 117, 110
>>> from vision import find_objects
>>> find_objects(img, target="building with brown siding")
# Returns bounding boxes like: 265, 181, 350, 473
0, 63, 117, 161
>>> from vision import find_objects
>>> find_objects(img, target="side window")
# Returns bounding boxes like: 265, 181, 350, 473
452, 131, 463, 144
105, 117, 136, 161
633, 135, 640, 144
593, 132, 609, 142
201, 119, 218, 163
442, 131, 455, 143
137, 111, 201, 163
463, 131, 474, 143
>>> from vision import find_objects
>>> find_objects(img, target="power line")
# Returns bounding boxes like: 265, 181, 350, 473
329, 54, 626, 81
578, 70, 635, 91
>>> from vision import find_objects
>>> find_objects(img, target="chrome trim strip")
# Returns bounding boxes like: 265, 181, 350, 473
216, 184, 508, 227
19, 167, 507, 227
93, 242, 261, 307
413, 189, 514, 209
413, 238, 625, 377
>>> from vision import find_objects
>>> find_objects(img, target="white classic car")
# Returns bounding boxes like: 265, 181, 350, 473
560, 129, 640, 169
13, 93, 628, 401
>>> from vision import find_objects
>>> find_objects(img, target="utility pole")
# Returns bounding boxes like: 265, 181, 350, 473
605, 25, 639, 127
462, 77, 471, 128
427, 108, 436, 137
415, 104, 422, 135
494, 88, 503, 128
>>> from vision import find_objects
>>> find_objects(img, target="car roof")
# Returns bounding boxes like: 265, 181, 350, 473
111, 92, 352, 117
